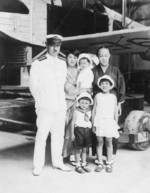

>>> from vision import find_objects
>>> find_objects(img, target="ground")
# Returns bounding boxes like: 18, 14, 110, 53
0, 103, 150, 193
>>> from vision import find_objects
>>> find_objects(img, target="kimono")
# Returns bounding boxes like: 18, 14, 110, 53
65, 68, 78, 104
63, 67, 79, 157
92, 64, 125, 103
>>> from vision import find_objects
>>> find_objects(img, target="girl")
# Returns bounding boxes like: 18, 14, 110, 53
92, 75, 119, 173
63, 49, 80, 163
92, 47, 125, 164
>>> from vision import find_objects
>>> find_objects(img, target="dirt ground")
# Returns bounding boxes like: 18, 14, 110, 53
1, 103, 150, 193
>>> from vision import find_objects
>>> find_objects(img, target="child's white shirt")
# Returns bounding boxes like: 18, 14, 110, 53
75, 110, 92, 128
77, 67, 94, 90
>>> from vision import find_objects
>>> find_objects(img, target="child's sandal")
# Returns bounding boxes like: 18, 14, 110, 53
106, 163, 113, 173
94, 163, 104, 172
75, 166, 85, 174
82, 165, 91, 173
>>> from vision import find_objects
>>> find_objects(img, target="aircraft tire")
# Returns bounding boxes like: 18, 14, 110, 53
124, 110, 150, 151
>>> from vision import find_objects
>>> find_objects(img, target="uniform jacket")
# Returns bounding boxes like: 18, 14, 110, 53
29, 53, 67, 112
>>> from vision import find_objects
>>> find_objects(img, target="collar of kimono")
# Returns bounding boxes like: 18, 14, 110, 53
98, 63, 113, 75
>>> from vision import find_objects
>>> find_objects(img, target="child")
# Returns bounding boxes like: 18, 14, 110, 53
92, 75, 119, 173
71, 92, 93, 173
77, 53, 94, 94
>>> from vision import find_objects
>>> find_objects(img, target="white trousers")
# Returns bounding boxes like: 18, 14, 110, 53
33, 108, 66, 168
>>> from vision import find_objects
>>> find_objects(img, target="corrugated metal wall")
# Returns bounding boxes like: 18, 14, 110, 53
4, 46, 28, 66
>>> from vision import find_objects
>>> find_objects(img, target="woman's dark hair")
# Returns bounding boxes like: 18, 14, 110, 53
65, 48, 80, 58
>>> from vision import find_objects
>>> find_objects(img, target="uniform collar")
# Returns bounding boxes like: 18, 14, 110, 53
46, 53, 58, 61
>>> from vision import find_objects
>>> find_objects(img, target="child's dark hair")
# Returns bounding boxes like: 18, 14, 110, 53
79, 97, 91, 103
99, 79, 112, 86
79, 57, 90, 64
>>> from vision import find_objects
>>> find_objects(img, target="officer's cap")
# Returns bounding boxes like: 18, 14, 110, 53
46, 34, 63, 46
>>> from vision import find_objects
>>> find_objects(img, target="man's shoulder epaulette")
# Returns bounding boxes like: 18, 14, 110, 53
58, 55, 66, 62
38, 55, 47, 61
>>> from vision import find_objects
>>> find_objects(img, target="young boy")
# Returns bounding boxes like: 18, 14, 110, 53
71, 92, 93, 174
77, 53, 94, 94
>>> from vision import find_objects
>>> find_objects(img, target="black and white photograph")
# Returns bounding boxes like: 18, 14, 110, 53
0, 0, 150, 193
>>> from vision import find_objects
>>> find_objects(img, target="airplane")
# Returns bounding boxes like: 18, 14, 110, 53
62, 26, 150, 55
0, 0, 29, 14
0, 0, 150, 150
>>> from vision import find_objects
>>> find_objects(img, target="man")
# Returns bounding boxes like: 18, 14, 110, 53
92, 47, 126, 163
30, 34, 71, 176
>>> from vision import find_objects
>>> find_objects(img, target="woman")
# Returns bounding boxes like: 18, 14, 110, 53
62, 48, 80, 163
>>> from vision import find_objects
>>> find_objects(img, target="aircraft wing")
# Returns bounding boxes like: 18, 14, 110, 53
0, 0, 29, 14
0, 30, 27, 44
62, 26, 150, 55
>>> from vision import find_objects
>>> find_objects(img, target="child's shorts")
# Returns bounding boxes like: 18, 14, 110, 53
74, 126, 92, 148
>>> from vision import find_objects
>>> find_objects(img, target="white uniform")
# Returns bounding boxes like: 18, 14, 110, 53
30, 53, 67, 169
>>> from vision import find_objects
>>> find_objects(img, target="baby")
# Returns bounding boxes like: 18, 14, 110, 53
77, 53, 94, 94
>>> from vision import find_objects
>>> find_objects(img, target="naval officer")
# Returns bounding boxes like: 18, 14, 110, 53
30, 34, 71, 176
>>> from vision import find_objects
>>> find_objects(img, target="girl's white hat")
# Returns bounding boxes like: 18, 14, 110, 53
77, 53, 93, 67
76, 92, 93, 105
97, 75, 114, 90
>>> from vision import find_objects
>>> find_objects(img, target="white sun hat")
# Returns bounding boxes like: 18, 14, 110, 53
77, 53, 93, 68
89, 54, 99, 66
76, 92, 93, 106
97, 75, 114, 90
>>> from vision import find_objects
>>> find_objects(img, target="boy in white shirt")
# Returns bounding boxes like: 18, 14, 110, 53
71, 92, 93, 174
